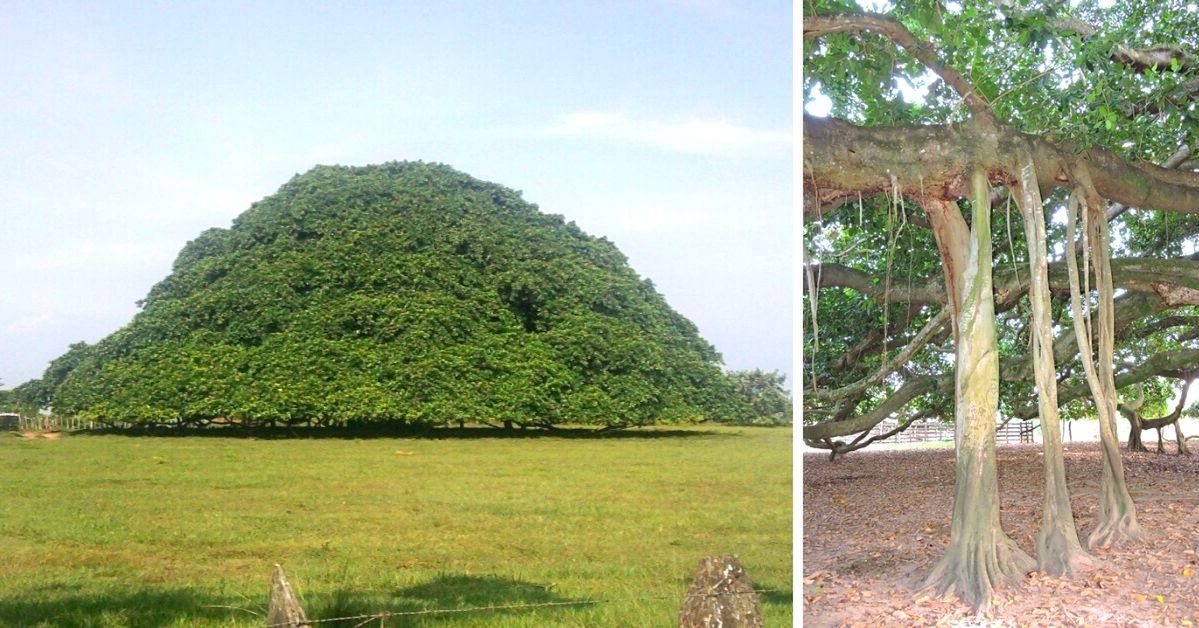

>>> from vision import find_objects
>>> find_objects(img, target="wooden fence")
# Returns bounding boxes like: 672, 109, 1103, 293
868, 419, 1037, 444
8, 416, 97, 432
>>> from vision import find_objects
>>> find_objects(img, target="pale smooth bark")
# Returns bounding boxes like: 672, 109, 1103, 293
921, 171, 1033, 609
1064, 187, 1141, 549
1012, 161, 1093, 576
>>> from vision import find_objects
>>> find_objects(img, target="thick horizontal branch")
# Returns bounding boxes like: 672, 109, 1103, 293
802, 376, 942, 441
806, 330, 1199, 443
809, 408, 938, 459
805, 256, 1199, 397
803, 115, 1199, 217
1133, 381, 1193, 431
1023, 348, 1199, 421
803, 286, 1194, 440
803, 263, 944, 305
1105, 145, 1195, 222
805, 256, 1199, 308
1046, 13, 1198, 73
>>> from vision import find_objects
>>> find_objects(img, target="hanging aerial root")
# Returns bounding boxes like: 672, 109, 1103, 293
1064, 174, 1143, 550
1013, 156, 1094, 577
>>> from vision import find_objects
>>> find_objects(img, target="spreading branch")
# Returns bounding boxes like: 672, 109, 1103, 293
802, 13, 996, 120
803, 115, 1199, 218
1023, 7, 1199, 73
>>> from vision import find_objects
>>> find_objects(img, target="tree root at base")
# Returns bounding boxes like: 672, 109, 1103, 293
1087, 514, 1142, 550
1036, 527, 1096, 577
921, 537, 1034, 610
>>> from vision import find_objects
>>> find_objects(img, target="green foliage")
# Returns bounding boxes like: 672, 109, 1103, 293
47, 162, 737, 428
2, 379, 46, 416
805, 0, 1199, 158
803, 0, 1199, 429
724, 369, 793, 425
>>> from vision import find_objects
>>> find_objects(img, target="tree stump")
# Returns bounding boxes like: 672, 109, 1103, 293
267, 564, 309, 627
678, 555, 763, 628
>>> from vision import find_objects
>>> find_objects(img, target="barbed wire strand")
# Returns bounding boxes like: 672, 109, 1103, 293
265, 588, 782, 627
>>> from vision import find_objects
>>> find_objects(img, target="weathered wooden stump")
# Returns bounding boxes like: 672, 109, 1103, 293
678, 555, 764, 628
267, 564, 309, 627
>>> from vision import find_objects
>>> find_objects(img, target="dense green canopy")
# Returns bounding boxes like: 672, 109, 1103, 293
46, 162, 739, 428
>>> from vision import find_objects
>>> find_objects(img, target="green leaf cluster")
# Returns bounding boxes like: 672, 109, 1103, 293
725, 369, 793, 425
48, 162, 738, 428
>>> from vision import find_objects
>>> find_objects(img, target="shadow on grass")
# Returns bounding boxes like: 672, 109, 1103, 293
0, 585, 260, 627
308, 574, 591, 625
758, 584, 794, 607
77, 423, 737, 441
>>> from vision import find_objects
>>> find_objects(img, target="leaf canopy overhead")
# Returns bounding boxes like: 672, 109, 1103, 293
802, 0, 1199, 451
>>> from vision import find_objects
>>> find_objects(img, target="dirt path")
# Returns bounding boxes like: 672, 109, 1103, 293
803, 443, 1199, 626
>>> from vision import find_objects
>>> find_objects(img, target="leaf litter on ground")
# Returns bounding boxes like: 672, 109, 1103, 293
804, 443, 1199, 626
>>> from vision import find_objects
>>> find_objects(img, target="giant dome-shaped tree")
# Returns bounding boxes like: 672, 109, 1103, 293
51, 162, 736, 429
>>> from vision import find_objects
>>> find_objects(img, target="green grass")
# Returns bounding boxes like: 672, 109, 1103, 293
0, 426, 792, 626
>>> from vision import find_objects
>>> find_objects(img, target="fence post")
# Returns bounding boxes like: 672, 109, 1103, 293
678, 555, 763, 627
267, 564, 309, 627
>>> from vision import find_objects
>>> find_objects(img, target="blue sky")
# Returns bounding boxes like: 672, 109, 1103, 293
1, 1, 792, 389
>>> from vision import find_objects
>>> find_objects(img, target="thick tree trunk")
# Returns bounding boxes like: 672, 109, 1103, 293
1124, 379, 1193, 455
1013, 166, 1092, 576
1065, 187, 1141, 549
1123, 409, 1149, 452
922, 171, 1034, 609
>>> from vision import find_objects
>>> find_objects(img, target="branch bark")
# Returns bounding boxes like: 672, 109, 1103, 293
802, 13, 995, 118
813, 308, 949, 402
803, 115, 1199, 218
803, 289, 1195, 441
805, 256, 1199, 308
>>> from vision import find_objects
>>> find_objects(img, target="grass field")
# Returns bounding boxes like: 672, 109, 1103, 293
0, 425, 792, 626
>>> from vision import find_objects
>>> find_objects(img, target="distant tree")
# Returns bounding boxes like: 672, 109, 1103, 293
36, 342, 91, 409
725, 369, 792, 425
46, 162, 739, 429
5, 379, 45, 416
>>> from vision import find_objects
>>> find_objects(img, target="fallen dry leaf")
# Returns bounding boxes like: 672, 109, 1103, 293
804, 444, 1199, 626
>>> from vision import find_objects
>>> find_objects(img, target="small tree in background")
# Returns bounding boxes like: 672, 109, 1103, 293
725, 369, 792, 425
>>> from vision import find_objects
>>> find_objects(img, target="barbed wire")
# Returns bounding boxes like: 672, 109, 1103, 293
265, 588, 782, 627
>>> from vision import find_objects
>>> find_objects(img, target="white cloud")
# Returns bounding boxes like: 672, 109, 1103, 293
547, 111, 790, 157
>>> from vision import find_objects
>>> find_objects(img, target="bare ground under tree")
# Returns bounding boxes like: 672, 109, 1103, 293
803, 444, 1199, 626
